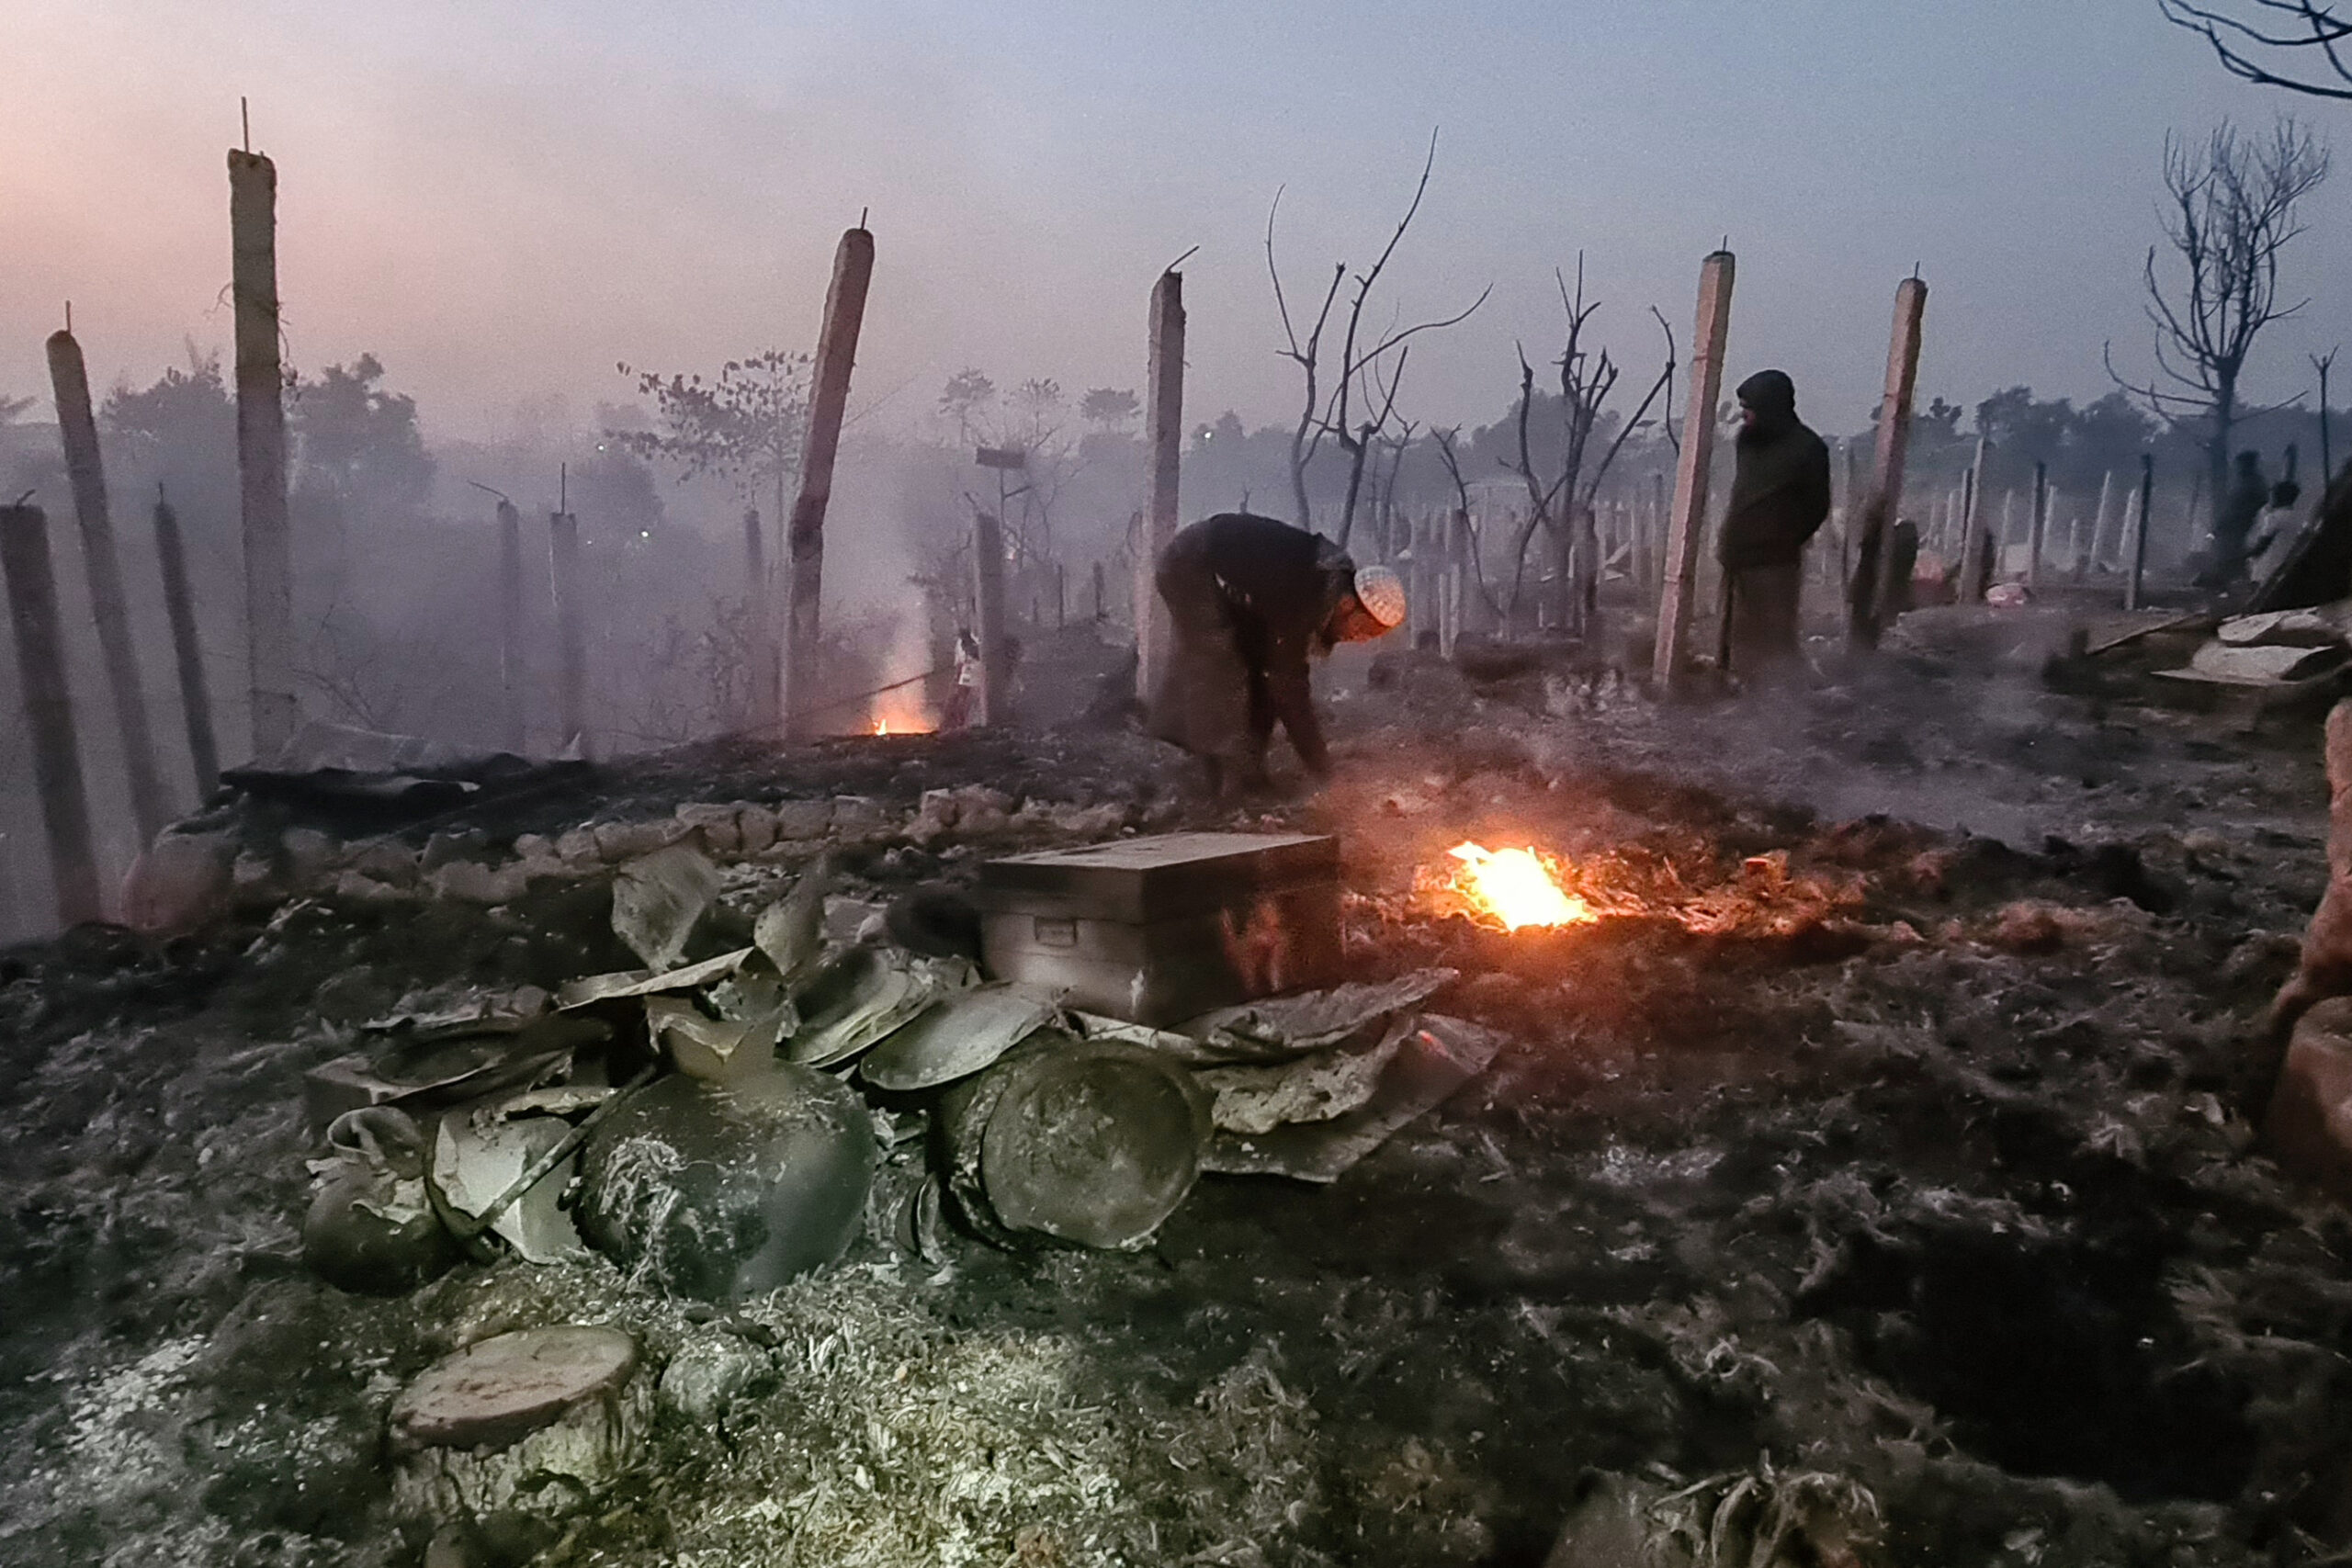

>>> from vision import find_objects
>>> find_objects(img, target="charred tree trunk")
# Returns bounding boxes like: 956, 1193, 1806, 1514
0, 505, 103, 927
1136, 269, 1185, 703
1849, 276, 1928, 649
495, 500, 527, 752
548, 511, 588, 755
230, 148, 296, 761
152, 495, 220, 797
1654, 251, 1736, 691
48, 329, 170, 840
783, 226, 875, 740
972, 510, 1009, 728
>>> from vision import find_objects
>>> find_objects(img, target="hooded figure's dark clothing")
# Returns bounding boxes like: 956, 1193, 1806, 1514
1148, 513, 1354, 780
2209, 457, 2272, 584
1716, 371, 1832, 679
1717, 371, 1834, 572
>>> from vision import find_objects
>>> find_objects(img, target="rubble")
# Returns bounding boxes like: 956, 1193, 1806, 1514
9, 701, 2352, 1566
576, 1066, 880, 1302
939, 1033, 1208, 1249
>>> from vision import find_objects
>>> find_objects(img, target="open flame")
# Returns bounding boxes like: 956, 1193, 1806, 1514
866, 689, 934, 738
1444, 841, 1595, 931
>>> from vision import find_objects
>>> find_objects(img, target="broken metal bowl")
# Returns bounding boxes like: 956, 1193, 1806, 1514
857, 981, 1062, 1092
785, 947, 932, 1069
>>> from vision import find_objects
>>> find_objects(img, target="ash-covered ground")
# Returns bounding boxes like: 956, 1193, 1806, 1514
4, 603, 2349, 1568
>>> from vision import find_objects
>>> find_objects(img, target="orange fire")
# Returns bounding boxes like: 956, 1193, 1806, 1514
867, 690, 934, 737
1443, 841, 1595, 931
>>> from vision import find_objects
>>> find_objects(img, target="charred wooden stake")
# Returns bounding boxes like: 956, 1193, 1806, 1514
783, 225, 875, 740
1136, 268, 1185, 704
1958, 438, 1992, 603
2029, 461, 2050, 590
2086, 470, 2115, 579
548, 511, 588, 754
151, 494, 220, 796
972, 509, 1009, 727
1654, 250, 1735, 692
495, 499, 526, 752
2126, 455, 2154, 611
743, 505, 778, 733
230, 148, 295, 759
46, 329, 170, 839
0, 505, 103, 926
1091, 559, 1106, 622
1849, 276, 1928, 649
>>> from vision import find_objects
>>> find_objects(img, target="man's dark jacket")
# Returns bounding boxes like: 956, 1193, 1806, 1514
1717, 371, 1834, 572
1148, 513, 1352, 773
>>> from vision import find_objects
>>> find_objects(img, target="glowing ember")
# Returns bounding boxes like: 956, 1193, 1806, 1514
865, 691, 934, 738
1444, 841, 1595, 931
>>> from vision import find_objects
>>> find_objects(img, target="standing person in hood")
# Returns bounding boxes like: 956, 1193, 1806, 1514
2202, 450, 2272, 588
1716, 369, 1833, 682
1148, 512, 1406, 799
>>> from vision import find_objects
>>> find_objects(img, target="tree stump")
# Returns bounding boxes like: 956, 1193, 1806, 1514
939, 1033, 1206, 1250
390, 1325, 647, 1523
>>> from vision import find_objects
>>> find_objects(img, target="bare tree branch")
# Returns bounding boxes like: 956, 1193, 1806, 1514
2163, 0, 2352, 100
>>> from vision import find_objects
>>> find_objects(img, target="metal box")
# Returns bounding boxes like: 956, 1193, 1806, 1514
974, 831, 1343, 1025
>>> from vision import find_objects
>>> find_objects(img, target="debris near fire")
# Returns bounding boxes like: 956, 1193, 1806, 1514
939, 1033, 1208, 1248
1200, 1014, 1506, 1183
301, 1106, 457, 1295
576, 1065, 880, 1301
973, 830, 1344, 1025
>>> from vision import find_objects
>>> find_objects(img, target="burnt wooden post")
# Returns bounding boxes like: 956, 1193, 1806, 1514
1091, 559, 1106, 622
742, 506, 778, 733
1654, 250, 1736, 692
152, 494, 220, 796
1958, 437, 1993, 603
2126, 455, 2155, 611
48, 328, 170, 838
495, 499, 527, 751
2028, 460, 2050, 590
972, 509, 1009, 727
783, 225, 875, 740
230, 146, 296, 760
548, 510, 588, 754
0, 505, 103, 927
1849, 276, 1928, 649
1136, 268, 1185, 705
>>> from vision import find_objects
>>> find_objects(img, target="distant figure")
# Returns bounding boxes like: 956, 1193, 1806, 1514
1716, 370, 1832, 681
2204, 449, 2271, 587
941, 628, 981, 730
1148, 512, 1404, 799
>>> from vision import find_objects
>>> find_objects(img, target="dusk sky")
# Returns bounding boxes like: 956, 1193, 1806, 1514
5, 1, 2347, 446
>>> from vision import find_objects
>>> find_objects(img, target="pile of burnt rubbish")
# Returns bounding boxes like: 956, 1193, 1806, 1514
288, 829, 1503, 1532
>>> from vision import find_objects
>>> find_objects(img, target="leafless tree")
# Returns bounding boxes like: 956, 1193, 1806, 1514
2106, 117, 2331, 530
1431, 426, 1508, 622
2163, 0, 2352, 98
1265, 130, 1489, 541
1501, 259, 1678, 634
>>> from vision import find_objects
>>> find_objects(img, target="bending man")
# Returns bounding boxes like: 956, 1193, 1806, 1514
1148, 512, 1405, 798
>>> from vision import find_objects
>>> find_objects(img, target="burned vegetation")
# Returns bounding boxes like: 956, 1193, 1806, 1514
2, 628, 2350, 1568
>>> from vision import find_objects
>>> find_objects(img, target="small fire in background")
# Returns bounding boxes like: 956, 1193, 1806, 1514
1439, 841, 1597, 931
867, 685, 935, 737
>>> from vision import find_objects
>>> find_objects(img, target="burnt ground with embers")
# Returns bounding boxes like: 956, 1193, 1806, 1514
3, 604, 2349, 1567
